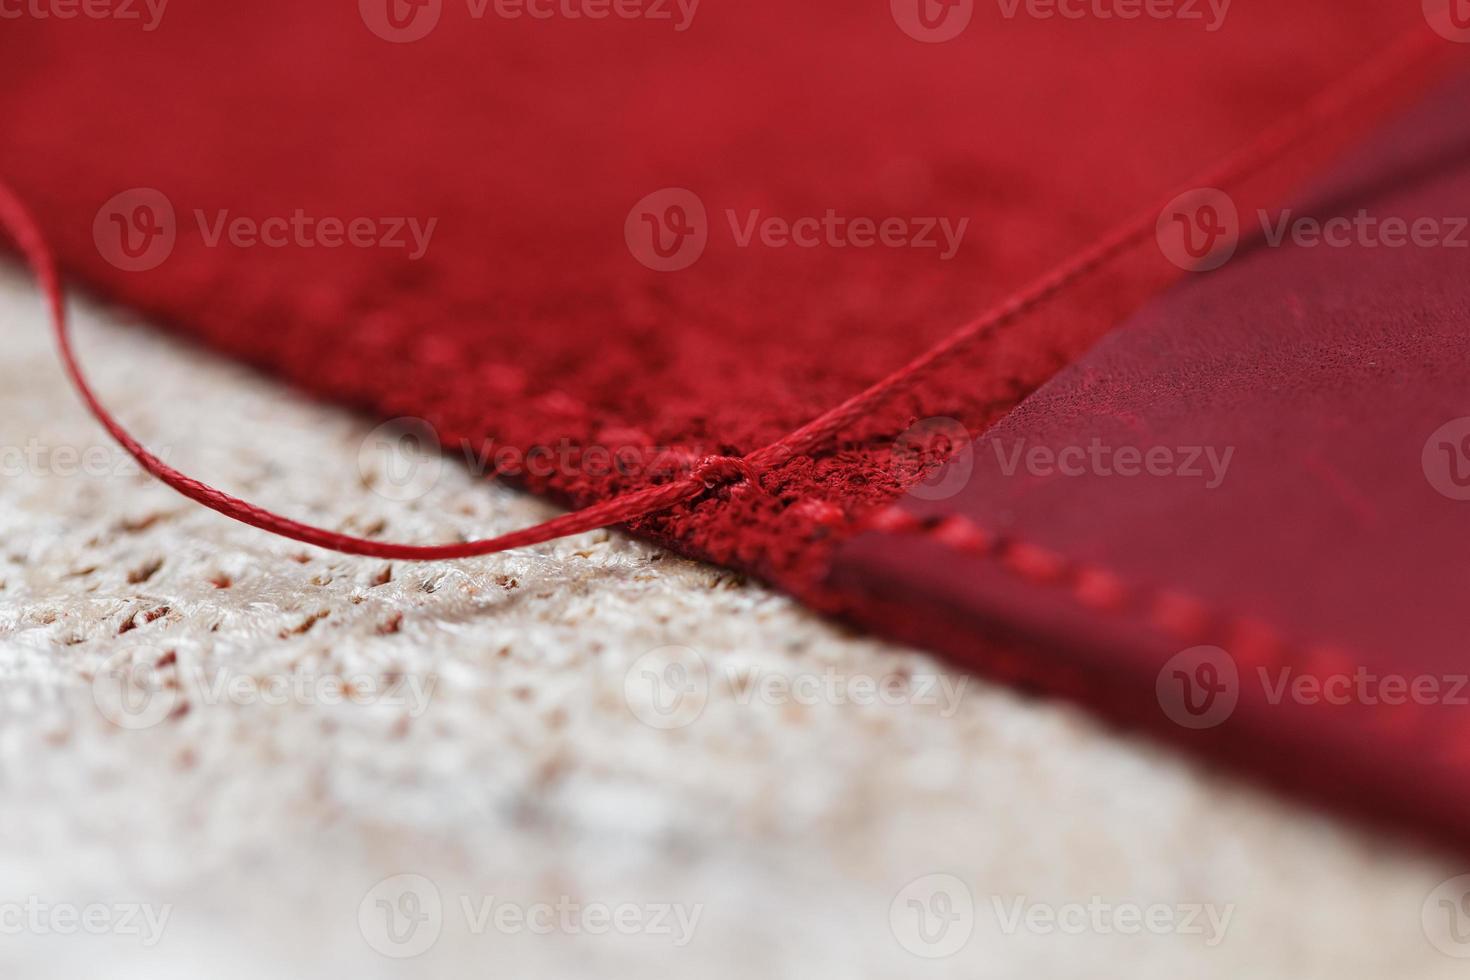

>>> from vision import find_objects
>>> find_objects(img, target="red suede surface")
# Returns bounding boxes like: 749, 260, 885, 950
0, 2, 1437, 585
830, 72, 1470, 847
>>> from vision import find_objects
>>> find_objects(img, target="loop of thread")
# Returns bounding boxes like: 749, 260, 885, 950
693, 454, 761, 489
0, 26, 1448, 561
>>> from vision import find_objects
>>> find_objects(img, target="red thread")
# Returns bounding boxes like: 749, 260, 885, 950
1072, 566, 1129, 613
1003, 541, 1069, 585
1150, 591, 1212, 642
0, 27, 1447, 561
930, 515, 994, 555
870, 510, 1461, 750
873, 510, 1291, 672
1226, 618, 1285, 669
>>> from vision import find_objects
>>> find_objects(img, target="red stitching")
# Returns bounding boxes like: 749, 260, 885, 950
866, 507, 1383, 697
876, 514, 1470, 764
869, 510, 1470, 766
868, 508, 1470, 757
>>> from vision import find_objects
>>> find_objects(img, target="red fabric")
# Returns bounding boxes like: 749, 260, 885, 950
829, 70, 1470, 848
0, 1, 1442, 588
2, 2, 1464, 845
7, 27, 1442, 565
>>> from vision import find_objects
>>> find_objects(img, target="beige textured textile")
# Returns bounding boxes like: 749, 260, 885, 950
0, 269, 1463, 978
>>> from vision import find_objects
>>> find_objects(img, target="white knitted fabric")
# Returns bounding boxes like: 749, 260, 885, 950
0, 268, 1463, 979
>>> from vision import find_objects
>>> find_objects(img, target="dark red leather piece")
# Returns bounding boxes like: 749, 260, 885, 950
0, 1, 1444, 585
829, 72, 1470, 847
